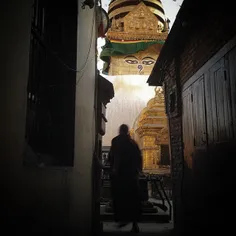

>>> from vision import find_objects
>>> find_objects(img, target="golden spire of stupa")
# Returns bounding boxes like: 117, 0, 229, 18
107, 0, 169, 41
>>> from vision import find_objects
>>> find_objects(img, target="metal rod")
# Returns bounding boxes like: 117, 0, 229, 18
159, 179, 172, 221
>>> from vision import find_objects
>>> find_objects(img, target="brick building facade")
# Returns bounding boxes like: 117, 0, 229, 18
148, 0, 236, 234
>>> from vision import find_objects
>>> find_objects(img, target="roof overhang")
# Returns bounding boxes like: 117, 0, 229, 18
147, 0, 213, 86
99, 74, 114, 106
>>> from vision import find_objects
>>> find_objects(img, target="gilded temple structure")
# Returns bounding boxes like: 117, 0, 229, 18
101, 0, 170, 174
131, 87, 170, 174
100, 0, 169, 75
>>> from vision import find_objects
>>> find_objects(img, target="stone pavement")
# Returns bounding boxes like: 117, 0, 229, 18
102, 198, 173, 235
103, 221, 173, 235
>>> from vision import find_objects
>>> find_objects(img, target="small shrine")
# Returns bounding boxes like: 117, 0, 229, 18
130, 87, 170, 174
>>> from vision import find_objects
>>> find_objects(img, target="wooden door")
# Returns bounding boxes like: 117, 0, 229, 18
182, 86, 195, 168
227, 47, 236, 138
192, 75, 207, 148
207, 58, 233, 143
182, 75, 208, 168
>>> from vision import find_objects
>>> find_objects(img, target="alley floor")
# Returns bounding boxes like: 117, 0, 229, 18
102, 221, 173, 235
101, 197, 173, 235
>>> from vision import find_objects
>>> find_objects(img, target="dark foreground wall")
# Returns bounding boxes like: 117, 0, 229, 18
0, 0, 97, 234
163, 10, 236, 235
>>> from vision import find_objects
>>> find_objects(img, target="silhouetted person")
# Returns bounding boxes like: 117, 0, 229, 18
108, 124, 142, 233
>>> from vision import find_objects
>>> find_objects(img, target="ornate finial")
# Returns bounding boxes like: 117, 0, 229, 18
155, 86, 163, 94
154, 86, 164, 103
163, 18, 170, 32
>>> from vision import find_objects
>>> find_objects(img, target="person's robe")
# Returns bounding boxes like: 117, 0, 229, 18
108, 134, 142, 222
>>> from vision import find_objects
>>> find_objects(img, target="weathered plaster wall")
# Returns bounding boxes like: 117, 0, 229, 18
0, 0, 96, 234
70, 2, 97, 233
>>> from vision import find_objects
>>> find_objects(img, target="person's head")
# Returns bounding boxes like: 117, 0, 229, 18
119, 124, 129, 135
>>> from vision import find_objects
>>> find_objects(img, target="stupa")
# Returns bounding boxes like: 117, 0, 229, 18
101, 1, 170, 172
100, 0, 169, 75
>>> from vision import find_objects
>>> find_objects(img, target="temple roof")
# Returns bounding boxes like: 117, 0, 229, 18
108, 0, 166, 24
133, 87, 167, 130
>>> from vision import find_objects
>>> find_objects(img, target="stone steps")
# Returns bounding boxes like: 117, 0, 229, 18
100, 205, 170, 223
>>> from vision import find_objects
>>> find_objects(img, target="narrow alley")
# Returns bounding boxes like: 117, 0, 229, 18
1, 0, 235, 235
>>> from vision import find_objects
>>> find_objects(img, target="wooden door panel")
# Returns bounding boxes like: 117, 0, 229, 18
192, 75, 207, 148
204, 71, 214, 144
228, 47, 236, 137
208, 57, 233, 142
182, 87, 194, 168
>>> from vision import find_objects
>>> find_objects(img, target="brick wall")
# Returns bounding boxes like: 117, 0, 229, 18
162, 57, 185, 232
169, 116, 184, 231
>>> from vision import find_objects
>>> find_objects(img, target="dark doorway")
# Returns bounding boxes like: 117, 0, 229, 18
160, 145, 170, 166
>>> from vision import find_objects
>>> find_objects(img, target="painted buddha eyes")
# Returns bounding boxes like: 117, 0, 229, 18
141, 57, 155, 65
124, 56, 155, 66
125, 59, 138, 64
